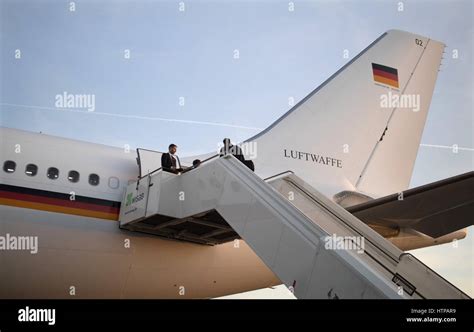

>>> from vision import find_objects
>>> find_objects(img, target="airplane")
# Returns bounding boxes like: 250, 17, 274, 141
0, 29, 472, 299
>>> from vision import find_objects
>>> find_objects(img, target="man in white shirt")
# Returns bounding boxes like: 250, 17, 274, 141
161, 143, 183, 174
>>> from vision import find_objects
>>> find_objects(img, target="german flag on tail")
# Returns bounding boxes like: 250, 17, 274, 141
372, 63, 399, 88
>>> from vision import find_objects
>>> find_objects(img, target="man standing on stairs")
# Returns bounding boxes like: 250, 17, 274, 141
220, 138, 255, 171
220, 138, 245, 162
161, 143, 183, 174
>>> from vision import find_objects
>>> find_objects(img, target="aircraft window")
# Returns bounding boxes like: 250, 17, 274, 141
89, 173, 100, 186
3, 160, 16, 173
108, 176, 119, 189
47, 167, 59, 180
68, 170, 80, 183
25, 164, 38, 176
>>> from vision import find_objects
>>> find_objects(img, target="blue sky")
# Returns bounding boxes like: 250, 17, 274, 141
1, 0, 472, 297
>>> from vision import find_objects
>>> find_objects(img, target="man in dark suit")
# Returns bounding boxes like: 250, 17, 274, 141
219, 138, 245, 163
161, 144, 183, 174
219, 138, 254, 171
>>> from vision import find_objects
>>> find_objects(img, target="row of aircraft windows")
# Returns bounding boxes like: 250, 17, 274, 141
3, 160, 120, 189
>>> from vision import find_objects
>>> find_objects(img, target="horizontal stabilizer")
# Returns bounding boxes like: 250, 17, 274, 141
347, 172, 474, 238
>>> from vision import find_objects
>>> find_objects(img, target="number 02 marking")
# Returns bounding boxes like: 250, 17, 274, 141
415, 39, 423, 47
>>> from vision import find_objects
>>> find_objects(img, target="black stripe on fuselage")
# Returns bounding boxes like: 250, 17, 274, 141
0, 183, 121, 208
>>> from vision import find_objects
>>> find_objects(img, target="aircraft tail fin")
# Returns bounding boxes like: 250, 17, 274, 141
249, 29, 445, 197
